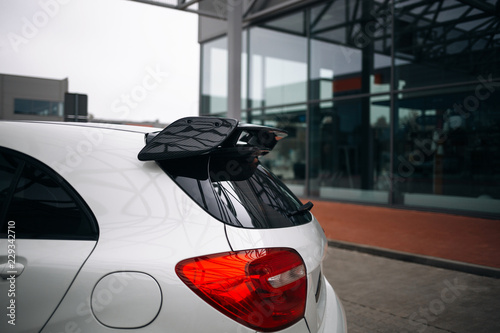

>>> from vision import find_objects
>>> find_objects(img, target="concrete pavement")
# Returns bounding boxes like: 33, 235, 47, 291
323, 247, 500, 333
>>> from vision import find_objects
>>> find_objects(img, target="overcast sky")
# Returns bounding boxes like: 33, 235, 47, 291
0, 0, 200, 124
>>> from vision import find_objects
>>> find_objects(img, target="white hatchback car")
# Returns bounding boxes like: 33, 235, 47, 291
0, 118, 346, 333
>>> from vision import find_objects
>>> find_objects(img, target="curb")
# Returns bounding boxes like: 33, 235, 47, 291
328, 239, 500, 279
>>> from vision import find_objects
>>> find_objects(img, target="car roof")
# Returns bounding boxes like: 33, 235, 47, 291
0, 121, 161, 173
0, 120, 162, 134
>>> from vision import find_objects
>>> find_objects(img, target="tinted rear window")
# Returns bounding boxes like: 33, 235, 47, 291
159, 155, 312, 229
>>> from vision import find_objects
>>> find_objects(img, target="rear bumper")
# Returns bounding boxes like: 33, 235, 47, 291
317, 278, 347, 333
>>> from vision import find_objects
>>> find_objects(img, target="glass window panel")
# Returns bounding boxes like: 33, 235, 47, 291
310, 0, 392, 96
14, 99, 31, 113
394, 0, 500, 90
201, 37, 228, 115
0, 151, 20, 220
2, 155, 96, 239
435, 5, 470, 23
311, 3, 328, 26
310, 40, 362, 100
249, 27, 307, 108
312, 0, 391, 47
14, 99, 63, 116
310, 40, 391, 98
309, 95, 390, 204
311, 0, 348, 33
263, 11, 305, 35
160, 157, 311, 229
314, 28, 347, 44
393, 85, 500, 214
255, 106, 307, 198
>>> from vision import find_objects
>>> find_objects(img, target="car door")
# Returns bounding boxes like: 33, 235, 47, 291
0, 149, 98, 333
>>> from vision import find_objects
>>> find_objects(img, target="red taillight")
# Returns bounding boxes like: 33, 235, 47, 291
175, 248, 307, 332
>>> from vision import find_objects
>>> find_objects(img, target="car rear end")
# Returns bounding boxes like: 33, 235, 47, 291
138, 116, 347, 332
1, 119, 346, 332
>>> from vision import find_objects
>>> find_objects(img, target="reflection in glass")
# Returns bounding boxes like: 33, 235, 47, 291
199, 0, 500, 216
310, 0, 392, 95
310, 41, 362, 100
4, 160, 95, 239
394, 86, 500, 214
201, 37, 228, 115
0, 151, 20, 219
163, 158, 311, 229
257, 107, 307, 197
14, 99, 63, 117
394, 0, 500, 90
309, 96, 390, 203
249, 27, 307, 108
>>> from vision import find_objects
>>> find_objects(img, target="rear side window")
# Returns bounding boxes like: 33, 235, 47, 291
0, 148, 98, 240
160, 155, 312, 229
0, 151, 20, 214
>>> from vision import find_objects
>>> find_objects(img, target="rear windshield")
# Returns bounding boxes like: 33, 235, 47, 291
159, 155, 312, 229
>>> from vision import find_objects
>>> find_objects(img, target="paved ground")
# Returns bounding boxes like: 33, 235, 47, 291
323, 247, 500, 333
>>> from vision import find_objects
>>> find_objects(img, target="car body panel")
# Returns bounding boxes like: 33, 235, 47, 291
318, 279, 347, 333
0, 240, 96, 332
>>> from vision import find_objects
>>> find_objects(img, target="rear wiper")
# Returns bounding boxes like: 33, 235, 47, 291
287, 201, 314, 217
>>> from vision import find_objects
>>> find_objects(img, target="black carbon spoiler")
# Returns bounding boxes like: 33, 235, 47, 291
138, 116, 287, 161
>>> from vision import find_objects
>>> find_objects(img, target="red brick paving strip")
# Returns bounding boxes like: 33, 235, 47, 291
309, 200, 500, 268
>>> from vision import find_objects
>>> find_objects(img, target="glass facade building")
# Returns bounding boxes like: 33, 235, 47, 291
200, 0, 500, 217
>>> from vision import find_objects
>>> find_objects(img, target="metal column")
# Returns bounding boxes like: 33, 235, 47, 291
227, 0, 242, 120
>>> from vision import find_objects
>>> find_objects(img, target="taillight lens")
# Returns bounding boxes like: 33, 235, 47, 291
175, 248, 307, 332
